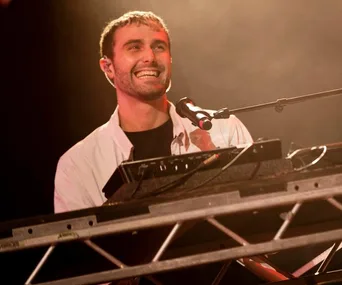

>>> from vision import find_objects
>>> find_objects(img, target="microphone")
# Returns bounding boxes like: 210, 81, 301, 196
175, 97, 213, 130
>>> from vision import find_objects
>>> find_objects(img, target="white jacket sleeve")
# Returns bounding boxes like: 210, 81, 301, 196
214, 114, 253, 147
54, 156, 95, 213
228, 114, 253, 146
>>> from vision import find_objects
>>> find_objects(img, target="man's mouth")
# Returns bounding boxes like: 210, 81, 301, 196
134, 70, 161, 78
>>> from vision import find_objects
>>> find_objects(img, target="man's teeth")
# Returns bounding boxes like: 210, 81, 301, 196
135, 71, 159, 78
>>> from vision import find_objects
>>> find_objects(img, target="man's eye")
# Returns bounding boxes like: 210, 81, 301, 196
129, 45, 140, 51
155, 45, 165, 51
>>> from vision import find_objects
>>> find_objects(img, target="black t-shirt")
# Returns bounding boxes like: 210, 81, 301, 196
124, 118, 174, 160
102, 118, 174, 199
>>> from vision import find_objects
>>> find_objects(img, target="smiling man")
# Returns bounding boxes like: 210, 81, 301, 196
105, 23, 171, 102
54, 11, 253, 212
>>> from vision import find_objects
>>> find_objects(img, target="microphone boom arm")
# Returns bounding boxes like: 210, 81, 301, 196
219, 88, 342, 117
176, 88, 342, 130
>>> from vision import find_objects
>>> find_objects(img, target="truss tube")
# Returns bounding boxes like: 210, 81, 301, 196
207, 217, 292, 280
152, 222, 182, 262
210, 260, 232, 285
4, 187, 341, 253
274, 203, 302, 240
268, 270, 342, 284
207, 217, 248, 245
25, 245, 55, 285
327, 197, 342, 211
316, 242, 342, 273
84, 239, 126, 268
84, 240, 163, 285
292, 243, 342, 277
32, 229, 342, 285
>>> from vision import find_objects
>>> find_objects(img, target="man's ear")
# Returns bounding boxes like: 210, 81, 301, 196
99, 57, 114, 79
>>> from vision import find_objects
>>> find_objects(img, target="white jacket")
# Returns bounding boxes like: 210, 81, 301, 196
54, 102, 253, 213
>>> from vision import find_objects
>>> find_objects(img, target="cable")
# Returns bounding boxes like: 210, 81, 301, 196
287, 145, 327, 172
130, 166, 147, 198
248, 162, 261, 180
142, 143, 254, 198
185, 143, 254, 192
140, 153, 221, 198
104, 72, 116, 88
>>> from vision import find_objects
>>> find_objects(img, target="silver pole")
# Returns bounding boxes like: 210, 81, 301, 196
207, 217, 248, 245
316, 242, 342, 273
84, 240, 163, 285
32, 229, 342, 285
84, 239, 126, 268
274, 203, 302, 240
152, 223, 182, 262
210, 260, 232, 285
25, 245, 56, 285
207, 217, 293, 279
18, 187, 340, 252
327, 198, 342, 211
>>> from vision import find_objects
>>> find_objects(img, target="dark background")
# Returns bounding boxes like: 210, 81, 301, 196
1, 0, 342, 283
2, 0, 342, 222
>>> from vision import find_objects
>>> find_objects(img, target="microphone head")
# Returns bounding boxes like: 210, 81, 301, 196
200, 119, 212, 131
175, 97, 194, 118
176, 97, 213, 130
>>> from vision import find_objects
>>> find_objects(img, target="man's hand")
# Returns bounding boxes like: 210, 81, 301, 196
189, 128, 217, 151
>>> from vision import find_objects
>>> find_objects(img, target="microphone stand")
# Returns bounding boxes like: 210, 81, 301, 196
212, 88, 342, 119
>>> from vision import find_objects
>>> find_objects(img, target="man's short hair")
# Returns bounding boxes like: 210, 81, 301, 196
99, 11, 171, 59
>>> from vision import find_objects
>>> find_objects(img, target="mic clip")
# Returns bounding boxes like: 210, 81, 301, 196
212, 108, 230, 119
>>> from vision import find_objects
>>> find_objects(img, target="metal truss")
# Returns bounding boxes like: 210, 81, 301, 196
269, 270, 342, 284
1, 171, 342, 285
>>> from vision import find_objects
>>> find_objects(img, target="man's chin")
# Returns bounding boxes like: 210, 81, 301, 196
132, 86, 167, 101
137, 92, 165, 101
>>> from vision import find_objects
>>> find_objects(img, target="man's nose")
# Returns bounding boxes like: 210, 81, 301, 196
141, 47, 156, 63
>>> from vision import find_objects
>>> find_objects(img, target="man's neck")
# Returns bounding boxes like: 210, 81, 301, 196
117, 94, 170, 132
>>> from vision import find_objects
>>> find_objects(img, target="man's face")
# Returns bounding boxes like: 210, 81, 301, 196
111, 22, 172, 101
